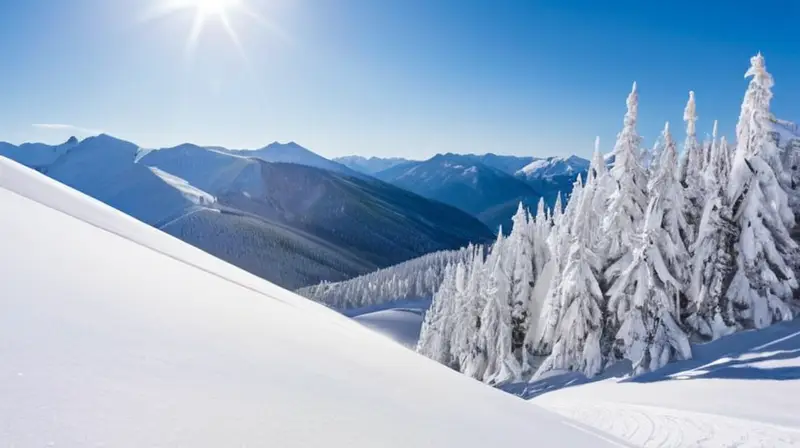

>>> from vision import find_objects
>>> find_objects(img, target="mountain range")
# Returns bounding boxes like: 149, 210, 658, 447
0, 136, 493, 289
372, 153, 590, 231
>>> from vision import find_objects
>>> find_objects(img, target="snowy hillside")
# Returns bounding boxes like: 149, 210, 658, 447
525, 320, 800, 447
334, 155, 413, 174
0, 157, 616, 447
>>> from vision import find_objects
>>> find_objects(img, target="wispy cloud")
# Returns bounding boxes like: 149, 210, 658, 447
32, 123, 103, 135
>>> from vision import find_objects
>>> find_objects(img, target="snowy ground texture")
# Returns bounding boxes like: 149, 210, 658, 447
0, 157, 619, 447
507, 320, 800, 447
354, 297, 800, 447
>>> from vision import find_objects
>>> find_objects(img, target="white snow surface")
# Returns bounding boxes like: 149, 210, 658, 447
0, 157, 616, 447
353, 308, 426, 349
527, 320, 800, 447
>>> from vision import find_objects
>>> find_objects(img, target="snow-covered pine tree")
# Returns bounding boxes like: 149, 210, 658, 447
536, 166, 605, 378
726, 53, 798, 329
552, 192, 564, 230
681, 91, 704, 239
417, 264, 458, 365
533, 197, 551, 279
536, 175, 586, 355
608, 133, 693, 373
687, 120, 738, 340
735, 54, 794, 229
480, 253, 522, 384
643, 124, 692, 317
508, 203, 535, 364
601, 82, 648, 298
451, 246, 488, 379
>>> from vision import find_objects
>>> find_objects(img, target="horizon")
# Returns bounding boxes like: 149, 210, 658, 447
1, 0, 799, 159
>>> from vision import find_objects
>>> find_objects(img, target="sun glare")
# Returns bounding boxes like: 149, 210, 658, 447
144, 0, 261, 60
194, 0, 239, 17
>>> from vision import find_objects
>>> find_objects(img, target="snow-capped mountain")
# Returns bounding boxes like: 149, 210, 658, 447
225, 141, 366, 179
334, 155, 413, 175
1, 136, 493, 289
516, 155, 590, 180
0, 156, 615, 447
0, 136, 78, 171
375, 153, 546, 232
461, 153, 536, 175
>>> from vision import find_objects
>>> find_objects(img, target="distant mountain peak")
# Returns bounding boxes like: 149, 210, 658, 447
64, 136, 79, 145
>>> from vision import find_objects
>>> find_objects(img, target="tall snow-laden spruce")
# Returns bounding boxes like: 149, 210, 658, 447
480, 252, 522, 384
687, 125, 738, 339
537, 176, 585, 354
681, 91, 704, 239
508, 203, 534, 363
601, 82, 648, 301
451, 247, 488, 379
651, 123, 692, 317
608, 125, 693, 373
417, 264, 458, 365
536, 166, 605, 378
727, 53, 798, 329
533, 197, 551, 279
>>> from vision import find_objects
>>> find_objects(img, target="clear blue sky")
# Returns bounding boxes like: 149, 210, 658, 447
1, 0, 798, 159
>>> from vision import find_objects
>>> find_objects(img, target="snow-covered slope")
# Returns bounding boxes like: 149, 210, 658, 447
0, 157, 616, 447
347, 299, 431, 349
512, 320, 800, 447
44, 134, 212, 227
334, 155, 413, 175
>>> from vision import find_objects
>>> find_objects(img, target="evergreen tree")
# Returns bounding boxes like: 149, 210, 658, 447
687, 122, 738, 340
508, 204, 535, 362
480, 254, 522, 384
608, 167, 693, 374
451, 248, 488, 378
727, 53, 798, 329
601, 82, 648, 296
681, 91, 704, 238
536, 169, 605, 378
417, 264, 457, 365
533, 197, 551, 278
650, 123, 692, 317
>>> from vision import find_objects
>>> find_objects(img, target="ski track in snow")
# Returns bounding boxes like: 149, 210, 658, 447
541, 400, 800, 447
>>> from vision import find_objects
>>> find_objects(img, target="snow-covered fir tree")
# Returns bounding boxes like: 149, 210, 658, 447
536, 176, 586, 354
417, 264, 458, 365
680, 91, 704, 238
727, 53, 798, 329
687, 123, 738, 340
479, 252, 522, 384
608, 133, 693, 372
450, 246, 487, 379
536, 168, 605, 378
532, 197, 551, 279
508, 204, 535, 364
601, 82, 648, 306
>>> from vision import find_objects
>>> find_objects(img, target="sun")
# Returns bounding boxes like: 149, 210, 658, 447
193, 0, 240, 17
143, 0, 256, 59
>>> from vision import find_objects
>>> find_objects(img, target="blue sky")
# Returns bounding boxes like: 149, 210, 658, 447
1, 0, 798, 159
